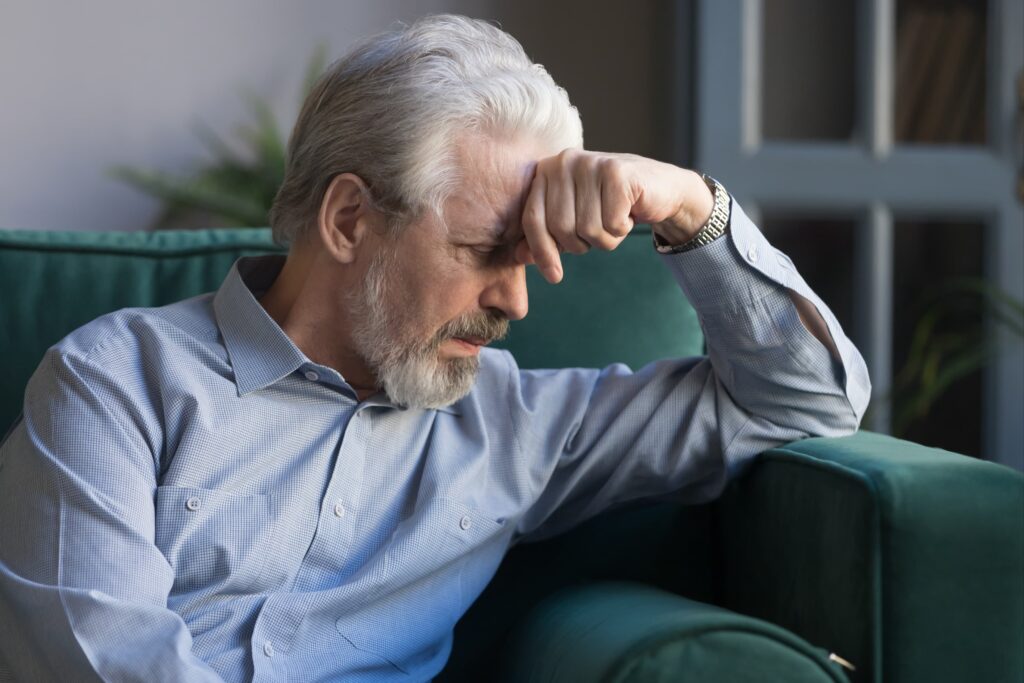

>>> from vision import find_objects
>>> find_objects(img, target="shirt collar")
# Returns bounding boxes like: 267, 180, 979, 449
213, 256, 310, 396
212, 255, 461, 414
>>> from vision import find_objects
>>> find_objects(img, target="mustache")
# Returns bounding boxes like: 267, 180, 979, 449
434, 312, 509, 346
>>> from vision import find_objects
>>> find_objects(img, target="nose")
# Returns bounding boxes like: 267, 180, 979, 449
480, 264, 529, 322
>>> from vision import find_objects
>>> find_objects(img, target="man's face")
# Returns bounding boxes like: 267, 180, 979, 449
349, 132, 552, 409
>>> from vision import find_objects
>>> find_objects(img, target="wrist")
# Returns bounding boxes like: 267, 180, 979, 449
652, 170, 715, 245
653, 174, 731, 254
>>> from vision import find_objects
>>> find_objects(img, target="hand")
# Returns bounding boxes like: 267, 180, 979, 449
515, 149, 715, 283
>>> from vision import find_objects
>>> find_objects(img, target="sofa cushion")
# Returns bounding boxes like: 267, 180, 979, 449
440, 499, 718, 680
0, 227, 701, 432
493, 228, 703, 370
499, 581, 850, 683
0, 228, 283, 432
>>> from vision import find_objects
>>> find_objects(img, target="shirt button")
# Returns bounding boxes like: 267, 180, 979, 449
333, 502, 346, 518
304, 370, 320, 382
185, 497, 201, 511
746, 246, 759, 263
263, 640, 275, 657
459, 515, 472, 531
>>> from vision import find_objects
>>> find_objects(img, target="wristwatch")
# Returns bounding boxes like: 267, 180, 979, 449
654, 173, 731, 254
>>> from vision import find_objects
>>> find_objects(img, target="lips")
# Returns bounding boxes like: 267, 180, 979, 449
456, 336, 490, 346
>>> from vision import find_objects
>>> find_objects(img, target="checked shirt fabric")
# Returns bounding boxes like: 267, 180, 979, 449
0, 199, 869, 681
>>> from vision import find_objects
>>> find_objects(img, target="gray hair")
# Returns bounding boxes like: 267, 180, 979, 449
269, 14, 584, 246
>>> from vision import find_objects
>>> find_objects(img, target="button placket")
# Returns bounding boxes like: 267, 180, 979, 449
289, 408, 368, 594
249, 596, 299, 678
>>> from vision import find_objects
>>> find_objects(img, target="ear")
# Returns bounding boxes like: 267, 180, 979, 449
316, 173, 381, 264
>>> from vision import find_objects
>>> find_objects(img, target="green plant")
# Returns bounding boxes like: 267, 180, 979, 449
888, 277, 1024, 438
111, 45, 328, 229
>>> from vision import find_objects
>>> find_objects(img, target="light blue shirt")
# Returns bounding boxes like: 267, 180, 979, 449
0, 200, 869, 682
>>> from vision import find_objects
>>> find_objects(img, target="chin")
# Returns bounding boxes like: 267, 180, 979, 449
381, 355, 480, 410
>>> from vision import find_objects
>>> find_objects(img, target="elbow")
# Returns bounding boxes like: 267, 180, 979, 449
800, 347, 872, 439
841, 353, 872, 435
804, 385, 869, 440
772, 382, 870, 442
814, 410, 861, 439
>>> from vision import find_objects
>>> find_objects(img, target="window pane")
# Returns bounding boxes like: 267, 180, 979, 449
892, 218, 985, 456
762, 0, 858, 141
895, 0, 988, 145
760, 215, 856, 333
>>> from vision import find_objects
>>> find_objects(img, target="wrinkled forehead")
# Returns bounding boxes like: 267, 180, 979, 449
443, 133, 554, 242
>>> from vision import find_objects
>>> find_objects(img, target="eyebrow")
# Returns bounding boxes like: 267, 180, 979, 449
466, 219, 518, 245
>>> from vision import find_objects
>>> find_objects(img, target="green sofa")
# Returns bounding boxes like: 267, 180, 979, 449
1, 227, 1021, 683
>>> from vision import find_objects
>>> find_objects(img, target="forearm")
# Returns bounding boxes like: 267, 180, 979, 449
654, 173, 842, 363
0, 564, 224, 682
0, 352, 225, 681
661, 197, 870, 437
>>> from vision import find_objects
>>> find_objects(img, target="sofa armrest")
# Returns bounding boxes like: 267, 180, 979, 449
499, 581, 850, 683
713, 431, 1024, 683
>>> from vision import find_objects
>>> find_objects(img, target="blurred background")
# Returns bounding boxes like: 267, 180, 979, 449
1, 0, 1021, 469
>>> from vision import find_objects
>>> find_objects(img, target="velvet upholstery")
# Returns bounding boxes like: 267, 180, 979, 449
1, 227, 1020, 682
500, 582, 849, 682
0, 228, 284, 433
716, 433, 1024, 683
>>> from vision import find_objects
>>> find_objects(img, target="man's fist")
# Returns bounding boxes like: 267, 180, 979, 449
516, 150, 715, 283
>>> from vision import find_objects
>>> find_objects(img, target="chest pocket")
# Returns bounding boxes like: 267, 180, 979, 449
336, 496, 508, 675
155, 485, 277, 596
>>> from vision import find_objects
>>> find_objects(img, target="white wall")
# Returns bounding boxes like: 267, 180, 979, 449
0, 0, 668, 232
0, 0, 480, 231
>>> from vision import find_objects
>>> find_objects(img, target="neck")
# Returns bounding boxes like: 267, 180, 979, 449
259, 246, 379, 400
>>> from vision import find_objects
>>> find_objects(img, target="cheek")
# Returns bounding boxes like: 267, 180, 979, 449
392, 249, 487, 325
423, 275, 486, 326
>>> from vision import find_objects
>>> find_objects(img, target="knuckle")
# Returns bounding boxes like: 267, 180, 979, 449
577, 222, 604, 240
550, 216, 575, 235
556, 148, 583, 173
557, 147, 576, 162
581, 228, 615, 250
599, 157, 625, 182
605, 219, 632, 237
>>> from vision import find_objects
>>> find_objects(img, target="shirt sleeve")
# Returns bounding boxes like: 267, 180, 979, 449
0, 349, 225, 681
507, 197, 871, 543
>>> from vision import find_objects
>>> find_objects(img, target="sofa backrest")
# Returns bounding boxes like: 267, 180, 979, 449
0, 227, 702, 431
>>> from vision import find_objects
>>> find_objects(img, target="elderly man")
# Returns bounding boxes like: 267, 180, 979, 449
0, 13, 869, 682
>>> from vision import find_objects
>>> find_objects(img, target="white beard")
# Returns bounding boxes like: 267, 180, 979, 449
349, 251, 504, 409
